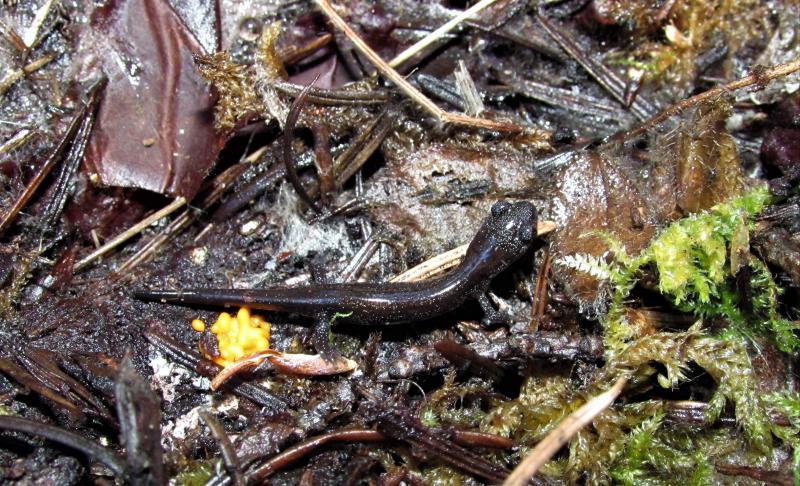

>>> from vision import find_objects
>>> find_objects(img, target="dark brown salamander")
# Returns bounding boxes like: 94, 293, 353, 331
135, 201, 538, 356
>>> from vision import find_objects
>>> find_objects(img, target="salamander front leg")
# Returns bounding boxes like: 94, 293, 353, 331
312, 312, 340, 361
476, 293, 510, 327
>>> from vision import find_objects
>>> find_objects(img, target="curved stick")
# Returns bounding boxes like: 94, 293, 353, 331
283, 79, 322, 213
0, 415, 127, 477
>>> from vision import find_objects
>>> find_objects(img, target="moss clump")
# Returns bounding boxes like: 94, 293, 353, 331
0, 250, 34, 318
764, 391, 800, 482
195, 22, 288, 132
610, 418, 746, 486
481, 325, 792, 484
421, 466, 481, 486
196, 52, 262, 132
560, 185, 799, 355
171, 460, 216, 486
604, 0, 768, 90
420, 371, 495, 429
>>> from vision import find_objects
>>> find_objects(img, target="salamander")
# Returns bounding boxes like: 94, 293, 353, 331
135, 201, 538, 357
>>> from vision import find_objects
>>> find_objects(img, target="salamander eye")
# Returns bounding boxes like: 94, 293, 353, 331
518, 225, 534, 242
491, 201, 511, 217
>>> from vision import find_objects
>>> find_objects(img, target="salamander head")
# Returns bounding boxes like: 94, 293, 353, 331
464, 201, 538, 276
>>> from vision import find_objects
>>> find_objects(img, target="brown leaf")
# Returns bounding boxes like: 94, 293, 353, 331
82, 0, 224, 199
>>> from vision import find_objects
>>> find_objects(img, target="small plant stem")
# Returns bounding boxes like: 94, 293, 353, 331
388, 0, 498, 68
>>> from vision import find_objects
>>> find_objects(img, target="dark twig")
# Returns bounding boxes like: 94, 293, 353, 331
0, 415, 127, 477
199, 410, 244, 486
41, 79, 105, 230
246, 429, 384, 482
464, 19, 565, 62
494, 70, 623, 119
18, 348, 114, 424
715, 463, 793, 486
453, 430, 514, 449
377, 408, 511, 484
0, 357, 84, 420
283, 79, 323, 213
333, 109, 392, 188
417, 74, 469, 112
0, 78, 106, 235
210, 146, 333, 224
279, 33, 334, 65
273, 82, 389, 105
511, 331, 604, 362
531, 249, 551, 325
115, 354, 165, 486
434, 339, 506, 382
245, 426, 513, 483
615, 58, 800, 142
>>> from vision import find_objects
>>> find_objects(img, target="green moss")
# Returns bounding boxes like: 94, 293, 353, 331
171, 460, 216, 486
688, 337, 773, 451
764, 391, 800, 485
424, 184, 800, 484
419, 406, 439, 428
651, 186, 768, 307
421, 466, 481, 486
611, 423, 745, 486
560, 186, 799, 355
420, 372, 494, 429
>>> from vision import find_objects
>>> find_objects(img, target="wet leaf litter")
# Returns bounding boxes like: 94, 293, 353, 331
1, 0, 799, 484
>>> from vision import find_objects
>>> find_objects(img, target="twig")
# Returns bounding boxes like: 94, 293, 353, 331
199, 410, 244, 486
531, 249, 551, 324
0, 415, 127, 477
314, 0, 525, 133
273, 81, 388, 105
0, 54, 54, 97
391, 244, 468, 283
0, 20, 28, 53
247, 429, 385, 482
388, 0, 499, 68
283, 79, 323, 213
0, 77, 101, 235
502, 377, 627, 486
454, 60, 484, 116
74, 197, 187, 271
0, 128, 35, 157
41, 83, 103, 229
246, 427, 513, 483
279, 33, 333, 65
311, 124, 334, 205
334, 110, 392, 187
22, 0, 55, 48
618, 58, 800, 141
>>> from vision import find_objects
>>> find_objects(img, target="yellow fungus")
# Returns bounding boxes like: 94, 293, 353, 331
191, 307, 271, 366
